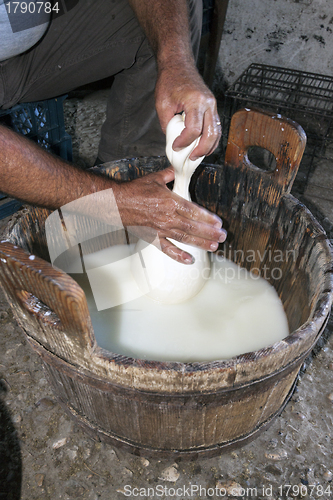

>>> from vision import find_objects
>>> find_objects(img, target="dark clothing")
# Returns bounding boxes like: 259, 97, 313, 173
0, 0, 202, 161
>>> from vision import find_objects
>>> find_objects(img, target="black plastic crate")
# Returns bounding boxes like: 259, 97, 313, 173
222, 63, 333, 193
0, 96, 72, 219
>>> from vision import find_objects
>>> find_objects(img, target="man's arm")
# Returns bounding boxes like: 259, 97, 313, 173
0, 124, 110, 209
0, 125, 226, 262
128, 0, 222, 160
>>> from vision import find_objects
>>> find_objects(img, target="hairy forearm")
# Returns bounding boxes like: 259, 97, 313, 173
128, 0, 221, 160
0, 126, 226, 263
0, 125, 112, 209
128, 0, 195, 68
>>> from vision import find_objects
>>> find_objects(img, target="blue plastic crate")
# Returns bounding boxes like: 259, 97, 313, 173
4, 96, 72, 162
0, 199, 22, 220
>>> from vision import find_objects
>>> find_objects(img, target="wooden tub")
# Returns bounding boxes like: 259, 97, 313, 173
0, 109, 332, 458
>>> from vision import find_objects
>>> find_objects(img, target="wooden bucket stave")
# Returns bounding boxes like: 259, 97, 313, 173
0, 108, 332, 457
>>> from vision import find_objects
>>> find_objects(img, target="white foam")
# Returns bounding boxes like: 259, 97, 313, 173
71, 245, 289, 362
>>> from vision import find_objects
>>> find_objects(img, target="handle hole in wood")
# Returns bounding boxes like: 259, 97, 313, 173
247, 146, 277, 172
15, 290, 61, 327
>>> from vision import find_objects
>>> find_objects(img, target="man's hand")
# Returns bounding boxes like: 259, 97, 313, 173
113, 167, 227, 264
128, 0, 222, 161
0, 125, 226, 265
155, 63, 222, 161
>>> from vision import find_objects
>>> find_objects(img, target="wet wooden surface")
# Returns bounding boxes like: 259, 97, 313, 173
0, 109, 332, 456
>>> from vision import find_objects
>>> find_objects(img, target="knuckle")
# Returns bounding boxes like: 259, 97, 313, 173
165, 198, 178, 214
189, 123, 203, 138
185, 220, 195, 233
158, 219, 171, 232
207, 95, 216, 106
214, 126, 222, 138
195, 94, 208, 107
179, 220, 194, 236
178, 232, 187, 243
174, 231, 191, 244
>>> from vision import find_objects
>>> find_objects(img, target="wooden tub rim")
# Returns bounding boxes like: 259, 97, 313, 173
1, 105, 332, 392
1, 190, 332, 394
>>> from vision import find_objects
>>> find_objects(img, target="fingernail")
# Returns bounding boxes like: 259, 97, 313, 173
184, 255, 195, 264
218, 230, 227, 242
210, 242, 219, 252
214, 221, 222, 229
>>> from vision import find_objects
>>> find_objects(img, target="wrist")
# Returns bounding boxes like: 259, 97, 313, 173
157, 55, 199, 87
157, 45, 196, 72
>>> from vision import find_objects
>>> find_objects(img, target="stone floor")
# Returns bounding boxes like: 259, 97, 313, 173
0, 91, 333, 500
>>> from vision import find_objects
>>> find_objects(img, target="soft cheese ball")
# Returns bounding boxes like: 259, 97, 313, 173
131, 114, 211, 304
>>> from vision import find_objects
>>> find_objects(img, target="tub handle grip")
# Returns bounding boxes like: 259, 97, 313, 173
15, 288, 62, 326
225, 108, 307, 195
0, 242, 95, 360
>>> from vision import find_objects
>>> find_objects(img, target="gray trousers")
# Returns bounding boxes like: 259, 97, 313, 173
0, 0, 202, 162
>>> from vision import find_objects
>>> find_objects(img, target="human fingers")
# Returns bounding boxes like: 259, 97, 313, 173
159, 213, 227, 265
139, 174, 225, 245
172, 100, 221, 158
159, 237, 195, 265
189, 107, 222, 160
155, 165, 175, 184
154, 194, 227, 251
175, 196, 223, 232
113, 170, 226, 261
159, 211, 227, 252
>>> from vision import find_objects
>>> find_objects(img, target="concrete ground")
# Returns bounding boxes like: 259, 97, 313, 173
0, 90, 333, 500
